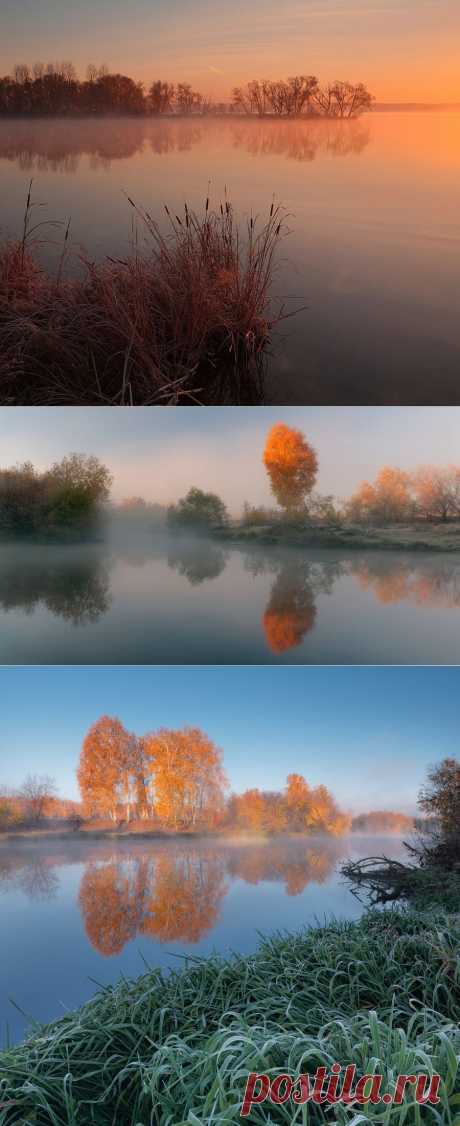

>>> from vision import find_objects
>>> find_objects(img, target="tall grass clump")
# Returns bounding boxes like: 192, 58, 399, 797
0, 186, 291, 405
0, 910, 459, 1123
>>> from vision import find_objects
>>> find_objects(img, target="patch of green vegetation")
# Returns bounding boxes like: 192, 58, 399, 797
1, 910, 459, 1123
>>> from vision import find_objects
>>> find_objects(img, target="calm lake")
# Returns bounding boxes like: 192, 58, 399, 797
0, 833, 407, 1045
1, 113, 460, 403
1, 537, 460, 663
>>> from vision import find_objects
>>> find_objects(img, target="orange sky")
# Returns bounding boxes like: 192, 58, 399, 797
1, 0, 459, 101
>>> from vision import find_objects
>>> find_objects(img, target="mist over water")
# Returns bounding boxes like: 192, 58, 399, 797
0, 833, 407, 1044
2, 113, 460, 403
0, 533, 460, 663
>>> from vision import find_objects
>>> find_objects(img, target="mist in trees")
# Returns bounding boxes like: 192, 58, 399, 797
346, 465, 460, 524
0, 454, 112, 535
0, 62, 373, 118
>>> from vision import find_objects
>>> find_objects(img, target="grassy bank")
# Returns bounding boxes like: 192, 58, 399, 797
0, 910, 459, 1123
218, 520, 460, 551
0, 194, 288, 405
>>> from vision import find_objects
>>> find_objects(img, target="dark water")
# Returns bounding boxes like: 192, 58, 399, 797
0, 833, 407, 1044
1, 537, 460, 663
1, 114, 460, 403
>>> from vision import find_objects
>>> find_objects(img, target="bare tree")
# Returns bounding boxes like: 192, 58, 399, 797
20, 774, 57, 823
315, 81, 374, 118
149, 79, 175, 114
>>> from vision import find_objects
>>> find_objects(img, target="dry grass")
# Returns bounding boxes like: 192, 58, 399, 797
0, 185, 291, 404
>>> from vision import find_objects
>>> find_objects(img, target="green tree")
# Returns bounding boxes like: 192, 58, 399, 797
45, 453, 112, 526
167, 487, 228, 529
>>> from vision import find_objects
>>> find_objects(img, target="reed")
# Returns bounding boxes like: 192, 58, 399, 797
0, 910, 459, 1123
0, 186, 291, 404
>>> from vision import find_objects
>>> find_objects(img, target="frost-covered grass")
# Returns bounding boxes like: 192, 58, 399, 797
0, 909, 459, 1123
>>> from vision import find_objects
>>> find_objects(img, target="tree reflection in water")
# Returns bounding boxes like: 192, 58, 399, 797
77, 839, 341, 954
349, 556, 460, 609
0, 117, 370, 173
244, 549, 344, 654
167, 540, 229, 585
0, 549, 111, 625
0, 838, 344, 952
0, 852, 60, 901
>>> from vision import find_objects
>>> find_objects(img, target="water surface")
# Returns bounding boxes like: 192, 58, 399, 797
1, 113, 460, 403
0, 833, 407, 1044
1, 536, 460, 663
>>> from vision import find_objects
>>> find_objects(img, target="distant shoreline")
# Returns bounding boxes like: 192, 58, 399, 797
0, 105, 458, 120
0, 827, 409, 842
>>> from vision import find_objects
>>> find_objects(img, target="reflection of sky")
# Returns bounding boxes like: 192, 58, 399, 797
1, 404, 460, 509
1, 662, 459, 804
0, 0, 459, 101
0, 835, 406, 1045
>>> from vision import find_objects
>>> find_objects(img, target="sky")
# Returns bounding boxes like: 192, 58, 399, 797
1, 0, 459, 103
1, 407, 459, 513
0, 665, 458, 813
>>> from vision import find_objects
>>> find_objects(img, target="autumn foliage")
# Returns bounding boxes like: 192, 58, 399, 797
142, 728, 227, 830
347, 464, 460, 524
74, 716, 353, 837
78, 718, 227, 830
226, 773, 350, 835
263, 423, 318, 513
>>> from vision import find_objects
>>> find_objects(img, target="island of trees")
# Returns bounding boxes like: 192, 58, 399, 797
0, 714, 415, 837
0, 63, 373, 118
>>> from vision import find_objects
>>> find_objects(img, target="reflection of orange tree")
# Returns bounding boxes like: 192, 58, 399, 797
350, 558, 460, 609
226, 839, 341, 895
244, 551, 343, 654
77, 841, 342, 954
79, 858, 150, 955
141, 851, 226, 941
78, 849, 226, 954
263, 565, 317, 653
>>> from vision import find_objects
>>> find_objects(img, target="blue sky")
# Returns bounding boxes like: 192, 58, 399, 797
0, 0, 458, 102
0, 665, 458, 812
1, 407, 459, 512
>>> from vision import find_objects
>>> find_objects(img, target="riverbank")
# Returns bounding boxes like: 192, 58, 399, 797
217, 520, 460, 551
0, 909, 458, 1123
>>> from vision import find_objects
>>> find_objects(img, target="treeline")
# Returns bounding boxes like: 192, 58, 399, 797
0, 455, 112, 534
226, 774, 349, 835
164, 429, 460, 531
0, 62, 373, 118
346, 466, 460, 524
78, 718, 349, 834
0, 717, 412, 838
233, 78, 373, 119
0, 774, 81, 829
